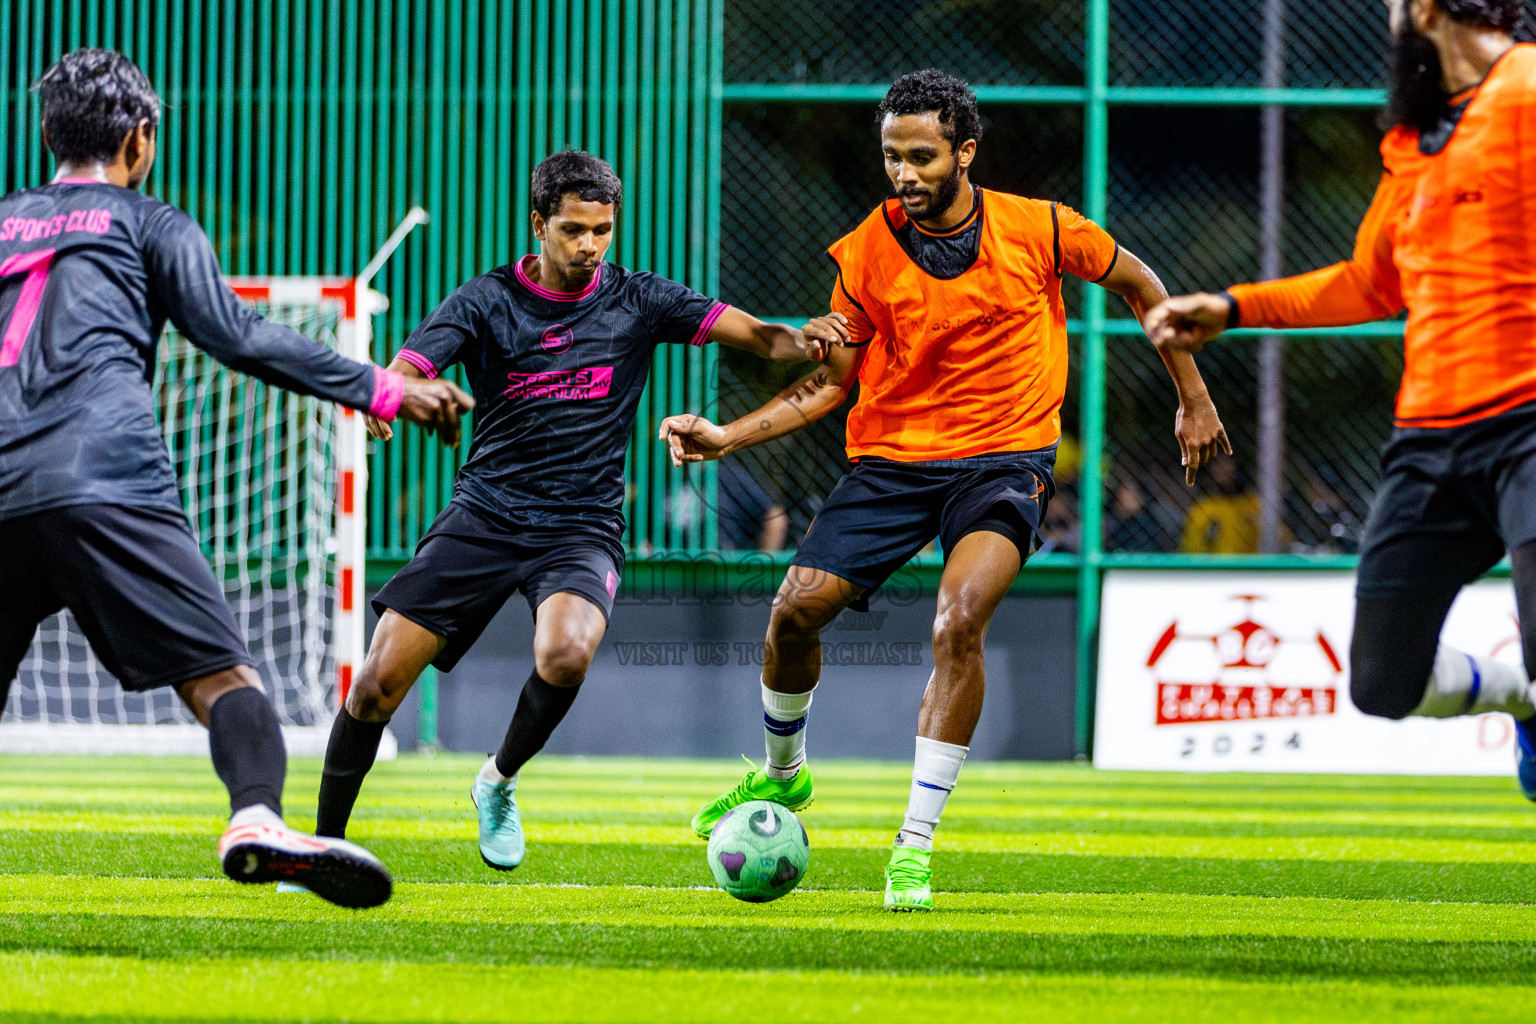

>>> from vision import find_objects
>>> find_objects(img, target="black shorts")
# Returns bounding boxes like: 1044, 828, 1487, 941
372, 500, 623, 671
0, 503, 252, 691
1356, 402, 1536, 598
790, 449, 1055, 597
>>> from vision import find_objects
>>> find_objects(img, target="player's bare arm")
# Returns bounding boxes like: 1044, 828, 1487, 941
706, 305, 842, 363
659, 324, 862, 467
1098, 250, 1231, 484
364, 358, 475, 445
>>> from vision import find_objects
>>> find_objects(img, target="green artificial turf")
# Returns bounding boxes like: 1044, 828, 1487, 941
5, 755, 1536, 1022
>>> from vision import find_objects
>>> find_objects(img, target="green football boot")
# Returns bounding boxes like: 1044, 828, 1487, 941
883, 844, 933, 912
691, 758, 814, 839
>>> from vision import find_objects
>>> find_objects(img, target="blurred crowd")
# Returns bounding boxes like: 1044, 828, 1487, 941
708, 432, 1365, 557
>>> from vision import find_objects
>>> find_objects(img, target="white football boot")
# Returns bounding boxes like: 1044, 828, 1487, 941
218, 805, 392, 908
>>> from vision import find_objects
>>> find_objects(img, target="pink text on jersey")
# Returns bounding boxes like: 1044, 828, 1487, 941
504, 367, 613, 401
0, 210, 113, 243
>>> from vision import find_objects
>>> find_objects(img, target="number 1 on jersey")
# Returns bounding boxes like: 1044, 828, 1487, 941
0, 248, 57, 367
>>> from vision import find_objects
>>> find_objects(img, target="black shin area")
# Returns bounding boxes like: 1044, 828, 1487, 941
208, 686, 287, 816
1506, 541, 1536, 675
315, 706, 388, 838
494, 670, 581, 778
1348, 591, 1457, 720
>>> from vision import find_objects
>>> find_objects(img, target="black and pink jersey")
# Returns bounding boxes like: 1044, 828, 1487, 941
397, 255, 725, 539
0, 179, 402, 521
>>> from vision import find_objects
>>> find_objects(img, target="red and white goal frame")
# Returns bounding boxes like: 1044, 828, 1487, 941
0, 275, 395, 757
228, 277, 375, 713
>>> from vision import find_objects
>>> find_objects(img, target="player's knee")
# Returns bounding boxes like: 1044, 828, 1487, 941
768, 594, 831, 642
534, 630, 598, 687
348, 663, 413, 722
345, 678, 392, 722
931, 604, 987, 662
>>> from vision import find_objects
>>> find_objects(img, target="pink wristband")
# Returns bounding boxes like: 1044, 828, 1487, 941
369, 366, 405, 421
395, 348, 439, 379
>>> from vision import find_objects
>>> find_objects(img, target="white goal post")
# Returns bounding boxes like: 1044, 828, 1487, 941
0, 276, 394, 759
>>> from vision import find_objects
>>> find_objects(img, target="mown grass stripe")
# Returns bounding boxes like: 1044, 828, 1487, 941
11, 951, 1536, 1024
8, 838, 1536, 905
6, 911, 1536, 984
6, 876, 1536, 942
7, 811, 1533, 864
9, 786, 1536, 833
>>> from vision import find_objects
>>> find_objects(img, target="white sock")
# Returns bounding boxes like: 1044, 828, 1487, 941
477, 755, 515, 787
1412, 645, 1534, 719
762, 681, 814, 781
896, 736, 968, 852
228, 804, 284, 830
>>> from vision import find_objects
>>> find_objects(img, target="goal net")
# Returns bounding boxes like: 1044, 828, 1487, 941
1, 279, 376, 756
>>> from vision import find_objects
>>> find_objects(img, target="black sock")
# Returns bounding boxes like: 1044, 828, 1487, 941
315, 705, 388, 838
495, 670, 581, 778
208, 686, 287, 817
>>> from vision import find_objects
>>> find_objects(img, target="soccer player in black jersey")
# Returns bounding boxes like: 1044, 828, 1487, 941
0, 50, 473, 908
311, 150, 841, 872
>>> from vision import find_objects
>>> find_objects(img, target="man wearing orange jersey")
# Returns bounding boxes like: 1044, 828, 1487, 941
1148, 1, 1536, 797
661, 70, 1229, 910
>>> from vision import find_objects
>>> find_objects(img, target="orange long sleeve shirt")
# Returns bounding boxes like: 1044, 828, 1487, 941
1230, 44, 1536, 428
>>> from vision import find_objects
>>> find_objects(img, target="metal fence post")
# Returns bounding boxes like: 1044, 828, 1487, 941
1258, 0, 1288, 553
1075, 0, 1111, 761
418, 665, 440, 753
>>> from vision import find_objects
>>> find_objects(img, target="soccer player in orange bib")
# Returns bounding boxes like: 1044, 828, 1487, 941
1147, 1, 1536, 796
662, 69, 1229, 910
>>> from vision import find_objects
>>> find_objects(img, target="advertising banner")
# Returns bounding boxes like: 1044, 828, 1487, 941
1095, 571, 1522, 775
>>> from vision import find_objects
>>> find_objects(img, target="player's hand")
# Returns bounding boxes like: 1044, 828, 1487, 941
801, 312, 851, 362
658, 413, 729, 467
397, 377, 476, 445
1176, 397, 1233, 487
1146, 293, 1232, 354
366, 414, 393, 442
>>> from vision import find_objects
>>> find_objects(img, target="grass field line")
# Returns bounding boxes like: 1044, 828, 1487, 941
7, 950, 1536, 1024
9, 810, 1536, 863
2, 773, 1516, 810
6, 875, 1536, 941
10, 791, 1536, 833
3, 754, 1520, 794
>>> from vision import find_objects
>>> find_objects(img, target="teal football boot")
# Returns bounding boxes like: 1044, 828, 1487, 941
471, 759, 526, 870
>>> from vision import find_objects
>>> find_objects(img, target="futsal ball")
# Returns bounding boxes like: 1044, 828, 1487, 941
706, 800, 809, 902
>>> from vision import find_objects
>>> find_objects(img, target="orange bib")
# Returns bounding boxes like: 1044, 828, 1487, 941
827, 189, 1116, 461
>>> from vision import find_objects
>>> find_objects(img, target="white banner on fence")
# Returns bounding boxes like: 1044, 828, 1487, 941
1094, 571, 1523, 775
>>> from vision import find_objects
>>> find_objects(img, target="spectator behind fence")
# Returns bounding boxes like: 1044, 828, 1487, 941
718, 455, 789, 552
1181, 458, 1260, 554
1291, 467, 1362, 554
1037, 434, 1081, 553
1106, 478, 1164, 552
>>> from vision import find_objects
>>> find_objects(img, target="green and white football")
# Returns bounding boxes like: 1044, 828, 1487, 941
705, 800, 809, 902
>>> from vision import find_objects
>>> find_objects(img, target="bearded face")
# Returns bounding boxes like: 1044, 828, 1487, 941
1384, 0, 1450, 134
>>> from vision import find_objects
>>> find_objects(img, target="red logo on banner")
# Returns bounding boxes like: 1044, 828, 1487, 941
1156, 683, 1336, 725
1146, 595, 1343, 726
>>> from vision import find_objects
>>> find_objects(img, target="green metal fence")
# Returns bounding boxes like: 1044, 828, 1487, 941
0, 0, 724, 560
2, 1, 1470, 754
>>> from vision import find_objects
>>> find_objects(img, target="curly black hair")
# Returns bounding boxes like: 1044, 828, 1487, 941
531, 150, 623, 219
1438, 0, 1523, 32
877, 69, 982, 150
33, 49, 160, 165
